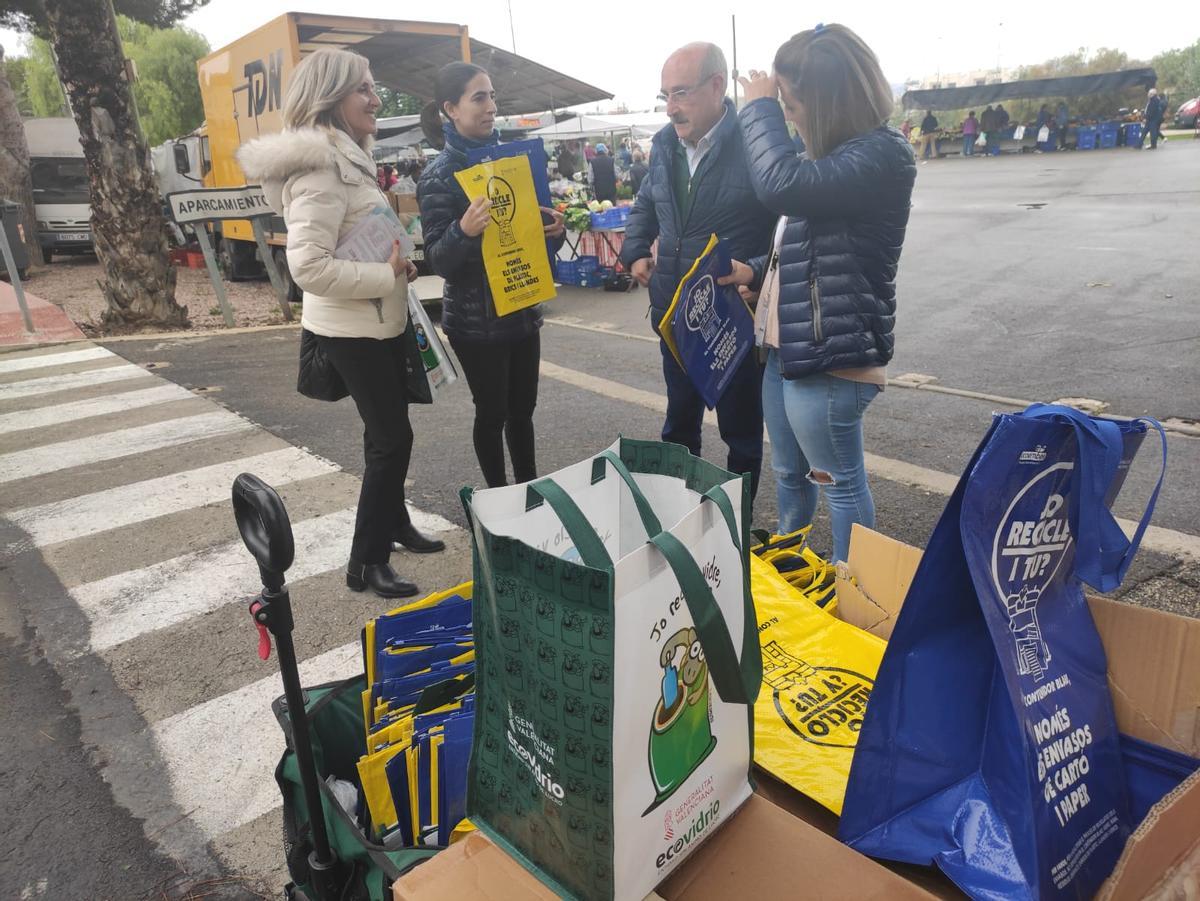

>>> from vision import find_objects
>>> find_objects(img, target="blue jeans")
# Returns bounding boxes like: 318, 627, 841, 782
963, 135, 976, 156
762, 352, 881, 562
660, 339, 764, 498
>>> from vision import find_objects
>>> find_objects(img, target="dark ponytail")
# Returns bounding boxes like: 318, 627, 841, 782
420, 61, 488, 150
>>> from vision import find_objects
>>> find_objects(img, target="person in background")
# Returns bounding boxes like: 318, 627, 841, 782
980, 105, 997, 155
238, 47, 437, 600
919, 109, 939, 161
722, 23, 915, 563
418, 62, 566, 489
590, 142, 618, 203
617, 138, 634, 168
583, 140, 596, 162
961, 110, 979, 156
557, 140, 580, 180
1141, 88, 1166, 150
620, 41, 775, 499
376, 165, 387, 189
996, 103, 1010, 133
1035, 104, 1051, 130
628, 150, 649, 194
900, 118, 912, 141
1055, 101, 1069, 149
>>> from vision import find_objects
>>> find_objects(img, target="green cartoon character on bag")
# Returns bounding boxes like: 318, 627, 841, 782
645, 626, 716, 813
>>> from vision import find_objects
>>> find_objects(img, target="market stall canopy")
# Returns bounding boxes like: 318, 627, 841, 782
902, 68, 1157, 111
372, 126, 426, 160
530, 112, 670, 139
289, 14, 612, 114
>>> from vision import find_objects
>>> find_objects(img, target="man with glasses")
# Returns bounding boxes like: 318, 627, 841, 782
621, 42, 775, 499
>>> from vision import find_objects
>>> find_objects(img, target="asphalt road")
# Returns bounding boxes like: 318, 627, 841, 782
1, 137, 1197, 899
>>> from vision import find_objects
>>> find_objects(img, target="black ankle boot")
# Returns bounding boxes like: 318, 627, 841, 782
346, 560, 418, 598
392, 522, 446, 554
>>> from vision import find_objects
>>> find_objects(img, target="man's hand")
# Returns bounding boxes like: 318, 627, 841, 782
460, 196, 493, 237
738, 69, 779, 103
717, 259, 755, 287
631, 257, 655, 287
404, 258, 419, 282
738, 286, 760, 306
540, 206, 566, 238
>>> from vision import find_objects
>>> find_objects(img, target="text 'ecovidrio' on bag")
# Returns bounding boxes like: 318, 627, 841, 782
461, 438, 761, 901
839, 404, 1168, 900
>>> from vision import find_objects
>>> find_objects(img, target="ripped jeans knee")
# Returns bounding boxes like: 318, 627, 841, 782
807, 468, 835, 486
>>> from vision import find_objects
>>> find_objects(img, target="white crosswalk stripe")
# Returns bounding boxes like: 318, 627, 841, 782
7, 446, 337, 546
0, 410, 254, 484
73, 507, 359, 651
0, 346, 115, 374
0, 382, 193, 435
0, 363, 150, 400
150, 642, 361, 837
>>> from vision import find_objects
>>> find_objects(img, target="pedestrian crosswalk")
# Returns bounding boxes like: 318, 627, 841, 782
0, 341, 468, 889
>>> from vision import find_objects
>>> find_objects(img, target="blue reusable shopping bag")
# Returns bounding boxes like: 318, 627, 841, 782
658, 235, 755, 409
839, 405, 1167, 901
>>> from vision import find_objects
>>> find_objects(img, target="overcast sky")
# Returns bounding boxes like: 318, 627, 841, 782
5, 1, 1197, 110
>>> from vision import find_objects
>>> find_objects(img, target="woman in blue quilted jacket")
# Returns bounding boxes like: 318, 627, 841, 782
417, 63, 565, 488
720, 23, 916, 562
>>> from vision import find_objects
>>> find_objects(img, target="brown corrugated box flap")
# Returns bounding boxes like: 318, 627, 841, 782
836, 524, 924, 639
1097, 768, 1200, 900
1087, 595, 1200, 757
393, 795, 936, 900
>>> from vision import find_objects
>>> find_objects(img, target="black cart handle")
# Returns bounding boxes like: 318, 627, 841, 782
232, 473, 294, 592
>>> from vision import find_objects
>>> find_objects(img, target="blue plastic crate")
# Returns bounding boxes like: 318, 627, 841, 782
589, 207, 631, 229
576, 255, 600, 274
1124, 123, 1143, 146
576, 270, 603, 288
554, 259, 579, 284
1099, 131, 1118, 149
1077, 127, 1097, 150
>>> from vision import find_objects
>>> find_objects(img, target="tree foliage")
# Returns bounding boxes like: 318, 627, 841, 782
0, 0, 208, 33
8, 17, 208, 143
1152, 39, 1200, 105
376, 85, 423, 117
117, 16, 209, 144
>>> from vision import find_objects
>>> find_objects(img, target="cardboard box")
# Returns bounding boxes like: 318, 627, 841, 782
835, 525, 1200, 899
393, 526, 1199, 900
387, 192, 419, 215
393, 794, 935, 900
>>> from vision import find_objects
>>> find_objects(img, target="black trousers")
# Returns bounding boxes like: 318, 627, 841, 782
449, 330, 540, 488
317, 334, 413, 565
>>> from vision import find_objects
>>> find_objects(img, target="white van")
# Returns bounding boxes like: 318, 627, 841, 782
23, 117, 93, 263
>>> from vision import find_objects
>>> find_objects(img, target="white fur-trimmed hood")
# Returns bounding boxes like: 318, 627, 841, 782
236, 128, 339, 184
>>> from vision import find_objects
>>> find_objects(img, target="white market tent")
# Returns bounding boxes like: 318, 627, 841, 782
529, 112, 669, 140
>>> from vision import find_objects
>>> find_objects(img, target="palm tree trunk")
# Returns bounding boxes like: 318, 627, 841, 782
0, 44, 45, 268
42, 0, 188, 329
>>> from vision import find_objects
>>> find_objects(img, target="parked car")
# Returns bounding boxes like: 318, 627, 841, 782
1173, 97, 1200, 129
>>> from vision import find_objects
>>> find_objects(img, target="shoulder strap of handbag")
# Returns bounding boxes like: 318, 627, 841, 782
1021, 404, 1166, 593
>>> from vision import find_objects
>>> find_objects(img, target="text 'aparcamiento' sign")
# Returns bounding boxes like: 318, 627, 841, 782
167, 186, 272, 224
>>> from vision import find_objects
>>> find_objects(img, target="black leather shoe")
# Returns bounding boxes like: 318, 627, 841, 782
346, 560, 419, 598
392, 522, 446, 554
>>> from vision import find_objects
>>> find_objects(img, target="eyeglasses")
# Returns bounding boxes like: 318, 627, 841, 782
656, 75, 715, 104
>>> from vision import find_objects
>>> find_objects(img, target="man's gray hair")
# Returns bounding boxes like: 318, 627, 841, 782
675, 41, 727, 84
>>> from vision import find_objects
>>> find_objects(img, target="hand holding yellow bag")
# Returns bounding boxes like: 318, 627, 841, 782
454, 155, 556, 317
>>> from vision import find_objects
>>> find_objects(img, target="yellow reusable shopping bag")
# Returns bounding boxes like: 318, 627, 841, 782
454, 156, 556, 316
751, 553, 886, 814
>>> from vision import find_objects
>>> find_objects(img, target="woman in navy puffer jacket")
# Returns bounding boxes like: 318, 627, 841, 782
722, 23, 916, 562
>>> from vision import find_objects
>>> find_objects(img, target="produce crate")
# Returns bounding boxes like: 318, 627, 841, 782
1099, 131, 1118, 149
1076, 127, 1098, 150
589, 207, 630, 229
576, 269, 603, 288
1123, 123, 1143, 146
554, 258, 579, 284
576, 255, 600, 274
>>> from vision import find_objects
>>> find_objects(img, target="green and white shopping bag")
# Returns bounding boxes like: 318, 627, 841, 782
461, 438, 761, 901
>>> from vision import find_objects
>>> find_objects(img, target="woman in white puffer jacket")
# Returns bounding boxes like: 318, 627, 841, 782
238, 47, 444, 600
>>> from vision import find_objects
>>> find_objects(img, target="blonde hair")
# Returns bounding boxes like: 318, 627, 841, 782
773, 24, 894, 159
282, 47, 372, 149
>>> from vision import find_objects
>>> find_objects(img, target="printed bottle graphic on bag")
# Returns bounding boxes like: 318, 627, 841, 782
486, 176, 517, 247
644, 627, 716, 813
684, 275, 721, 343
991, 464, 1073, 684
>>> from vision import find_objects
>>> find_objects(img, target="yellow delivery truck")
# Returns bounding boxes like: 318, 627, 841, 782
186, 12, 610, 296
